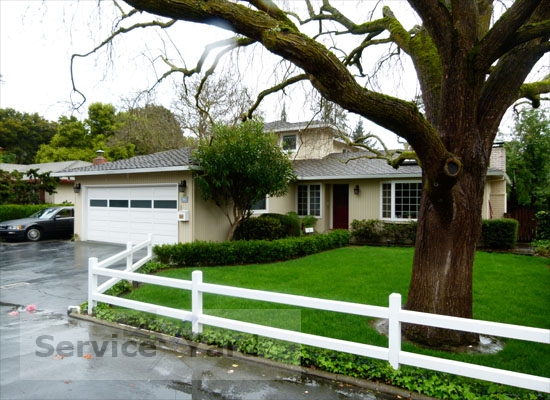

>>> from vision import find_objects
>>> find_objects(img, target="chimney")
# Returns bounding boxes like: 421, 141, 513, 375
93, 150, 108, 165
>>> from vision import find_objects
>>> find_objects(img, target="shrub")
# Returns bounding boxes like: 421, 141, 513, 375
260, 213, 301, 237
535, 211, 550, 240
153, 230, 351, 268
350, 219, 416, 245
480, 219, 518, 249
233, 216, 284, 241
531, 240, 550, 257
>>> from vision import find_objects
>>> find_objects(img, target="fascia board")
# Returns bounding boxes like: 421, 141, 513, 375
295, 173, 421, 181
51, 165, 200, 177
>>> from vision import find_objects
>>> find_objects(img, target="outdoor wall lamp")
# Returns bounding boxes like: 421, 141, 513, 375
178, 180, 187, 193
353, 185, 360, 195
73, 183, 81, 194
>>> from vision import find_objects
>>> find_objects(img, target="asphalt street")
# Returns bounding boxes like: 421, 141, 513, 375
0, 240, 393, 400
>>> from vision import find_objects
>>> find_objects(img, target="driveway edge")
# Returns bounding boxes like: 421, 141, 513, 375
70, 312, 435, 400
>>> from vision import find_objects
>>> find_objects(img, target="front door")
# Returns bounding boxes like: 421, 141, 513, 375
333, 184, 349, 229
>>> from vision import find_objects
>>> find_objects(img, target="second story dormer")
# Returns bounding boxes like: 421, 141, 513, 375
264, 120, 358, 160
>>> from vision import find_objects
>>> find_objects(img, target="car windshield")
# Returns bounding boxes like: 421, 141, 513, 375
30, 208, 59, 220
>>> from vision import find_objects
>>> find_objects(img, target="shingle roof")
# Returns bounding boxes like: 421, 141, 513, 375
293, 151, 421, 180
52, 148, 196, 177
264, 120, 332, 132
1, 160, 92, 178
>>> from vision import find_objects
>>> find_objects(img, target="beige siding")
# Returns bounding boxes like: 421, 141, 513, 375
349, 180, 382, 222
489, 179, 507, 219
47, 182, 78, 204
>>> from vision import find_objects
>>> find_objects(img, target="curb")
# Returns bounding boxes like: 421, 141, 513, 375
70, 312, 435, 400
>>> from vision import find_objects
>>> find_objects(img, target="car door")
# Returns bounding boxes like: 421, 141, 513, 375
52, 208, 74, 238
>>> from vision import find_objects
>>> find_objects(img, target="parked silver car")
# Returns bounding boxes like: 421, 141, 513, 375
0, 206, 74, 241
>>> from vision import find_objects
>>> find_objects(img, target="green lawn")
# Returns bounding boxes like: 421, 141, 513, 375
123, 246, 550, 379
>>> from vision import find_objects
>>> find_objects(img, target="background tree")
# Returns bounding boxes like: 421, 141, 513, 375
193, 120, 295, 240
82, 0, 550, 347
173, 72, 254, 139
111, 104, 194, 155
35, 103, 134, 163
505, 107, 550, 211
0, 109, 57, 164
0, 168, 59, 204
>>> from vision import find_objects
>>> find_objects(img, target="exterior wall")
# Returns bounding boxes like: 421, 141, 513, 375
489, 145, 506, 170
489, 178, 507, 219
279, 127, 355, 160
46, 182, 78, 204
348, 180, 382, 222
192, 192, 231, 242
73, 172, 194, 243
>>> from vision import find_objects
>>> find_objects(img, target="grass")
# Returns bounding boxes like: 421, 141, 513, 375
122, 246, 549, 379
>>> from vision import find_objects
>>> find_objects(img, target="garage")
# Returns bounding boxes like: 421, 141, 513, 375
85, 185, 178, 245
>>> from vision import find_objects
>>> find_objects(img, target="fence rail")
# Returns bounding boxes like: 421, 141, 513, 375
87, 242, 550, 394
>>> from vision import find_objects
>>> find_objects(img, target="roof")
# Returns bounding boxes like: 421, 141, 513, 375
293, 151, 421, 180
1, 160, 92, 179
264, 120, 336, 133
51, 148, 196, 177
293, 151, 506, 181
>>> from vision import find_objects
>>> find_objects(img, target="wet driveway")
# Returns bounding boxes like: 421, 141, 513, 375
0, 240, 401, 399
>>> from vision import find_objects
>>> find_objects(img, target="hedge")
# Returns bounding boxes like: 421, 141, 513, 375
479, 219, 518, 249
0, 204, 68, 222
153, 229, 351, 267
350, 219, 417, 246
351, 218, 519, 250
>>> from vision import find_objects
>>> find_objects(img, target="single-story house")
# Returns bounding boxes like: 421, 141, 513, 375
53, 121, 508, 245
1, 160, 92, 204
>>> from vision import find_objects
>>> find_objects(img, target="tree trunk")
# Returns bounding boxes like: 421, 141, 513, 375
404, 165, 487, 348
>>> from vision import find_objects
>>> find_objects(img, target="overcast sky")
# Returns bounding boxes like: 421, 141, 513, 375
1, 1, 544, 146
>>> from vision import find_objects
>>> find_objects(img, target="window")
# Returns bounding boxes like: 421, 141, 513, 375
251, 196, 268, 213
90, 199, 108, 207
110, 200, 129, 208
381, 182, 422, 220
282, 134, 297, 151
154, 200, 177, 209
131, 200, 152, 208
297, 184, 321, 217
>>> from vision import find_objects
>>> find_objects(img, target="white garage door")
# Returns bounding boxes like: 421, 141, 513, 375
86, 185, 178, 245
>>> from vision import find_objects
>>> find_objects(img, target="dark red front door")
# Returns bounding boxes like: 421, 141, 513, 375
333, 184, 349, 229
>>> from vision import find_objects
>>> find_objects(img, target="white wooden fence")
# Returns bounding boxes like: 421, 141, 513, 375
87, 239, 550, 394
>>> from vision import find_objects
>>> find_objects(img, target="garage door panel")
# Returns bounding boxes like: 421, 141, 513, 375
86, 186, 178, 245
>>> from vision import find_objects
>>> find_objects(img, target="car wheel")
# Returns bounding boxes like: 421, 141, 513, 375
26, 227, 42, 241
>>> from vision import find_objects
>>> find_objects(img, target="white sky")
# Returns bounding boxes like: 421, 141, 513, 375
0, 1, 545, 146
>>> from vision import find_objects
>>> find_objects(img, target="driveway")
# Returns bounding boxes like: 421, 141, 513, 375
0, 240, 400, 400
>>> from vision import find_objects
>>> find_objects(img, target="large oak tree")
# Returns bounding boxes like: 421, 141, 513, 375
87, 0, 549, 347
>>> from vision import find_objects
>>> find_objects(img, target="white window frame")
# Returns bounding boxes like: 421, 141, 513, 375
251, 196, 269, 214
297, 183, 322, 217
281, 134, 298, 151
380, 180, 422, 221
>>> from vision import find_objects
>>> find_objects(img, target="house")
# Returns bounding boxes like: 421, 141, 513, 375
1, 160, 92, 204
53, 121, 508, 245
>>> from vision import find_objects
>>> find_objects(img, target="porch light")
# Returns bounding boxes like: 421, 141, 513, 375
353, 185, 360, 195
73, 183, 81, 194
178, 180, 187, 193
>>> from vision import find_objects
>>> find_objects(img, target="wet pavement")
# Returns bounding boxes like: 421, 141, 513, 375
0, 240, 400, 400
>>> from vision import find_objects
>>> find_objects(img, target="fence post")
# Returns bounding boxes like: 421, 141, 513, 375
126, 241, 133, 270
388, 293, 402, 369
88, 257, 98, 315
192, 270, 203, 335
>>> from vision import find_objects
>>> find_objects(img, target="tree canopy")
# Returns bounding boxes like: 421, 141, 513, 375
0, 109, 57, 164
193, 120, 295, 240
505, 107, 550, 211
79, 0, 550, 347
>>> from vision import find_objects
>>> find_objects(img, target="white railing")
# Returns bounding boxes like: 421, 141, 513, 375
87, 246, 550, 394
87, 234, 154, 305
